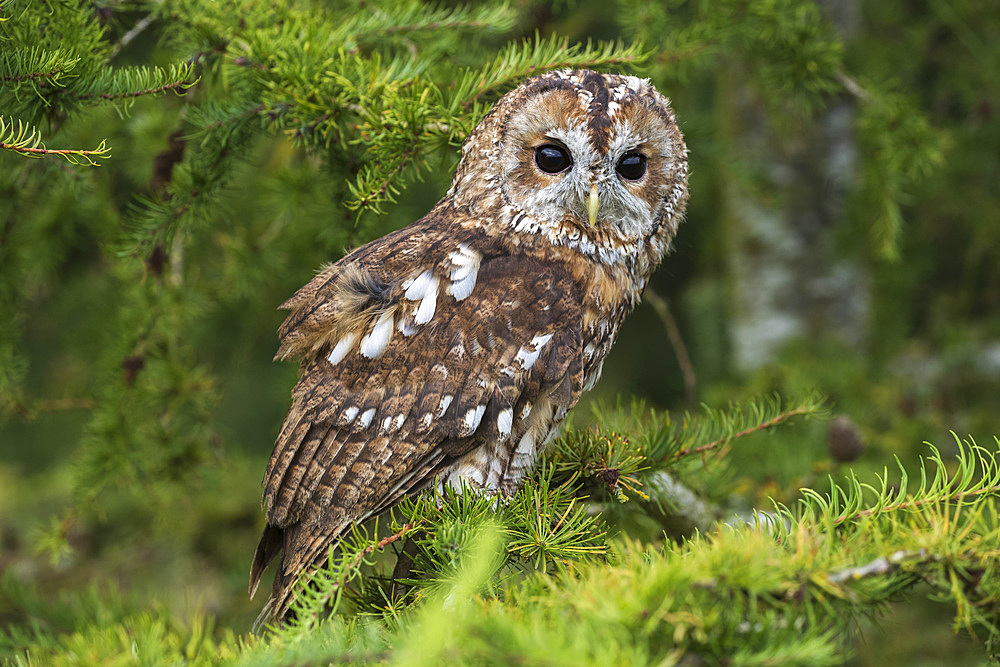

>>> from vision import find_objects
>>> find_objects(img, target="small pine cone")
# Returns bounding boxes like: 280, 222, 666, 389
827, 415, 866, 462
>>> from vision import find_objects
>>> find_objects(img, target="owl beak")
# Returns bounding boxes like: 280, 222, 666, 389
587, 183, 600, 226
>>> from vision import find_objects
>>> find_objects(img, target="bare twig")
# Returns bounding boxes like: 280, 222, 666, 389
110, 12, 157, 58
826, 549, 928, 584
644, 286, 696, 407
836, 71, 872, 102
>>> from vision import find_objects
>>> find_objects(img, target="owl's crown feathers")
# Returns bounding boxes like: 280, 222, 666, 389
448, 69, 688, 267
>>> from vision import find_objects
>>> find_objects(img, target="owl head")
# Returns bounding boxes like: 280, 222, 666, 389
449, 69, 688, 265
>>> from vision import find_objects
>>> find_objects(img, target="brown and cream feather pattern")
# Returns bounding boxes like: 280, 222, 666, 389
251, 69, 688, 621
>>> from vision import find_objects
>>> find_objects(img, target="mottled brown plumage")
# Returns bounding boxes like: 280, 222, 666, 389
250, 69, 689, 621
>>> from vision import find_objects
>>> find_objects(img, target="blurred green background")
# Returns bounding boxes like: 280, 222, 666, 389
1, 0, 998, 663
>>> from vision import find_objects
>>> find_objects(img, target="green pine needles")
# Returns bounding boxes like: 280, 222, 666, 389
252, 432, 999, 666
1, 0, 997, 664
1, 1, 194, 160
232, 417, 1000, 666
236, 398, 999, 665
0, 115, 109, 165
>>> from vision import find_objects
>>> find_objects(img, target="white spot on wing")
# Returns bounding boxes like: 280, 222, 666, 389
404, 270, 434, 300
398, 270, 438, 326
414, 277, 439, 324
343, 406, 359, 423
328, 332, 357, 365
447, 244, 480, 301
380, 415, 393, 432
497, 408, 513, 438
404, 269, 440, 326
531, 333, 554, 347
438, 394, 453, 417
514, 332, 554, 370
359, 408, 375, 429
421, 412, 433, 428
360, 312, 394, 359
462, 405, 486, 434
449, 272, 477, 301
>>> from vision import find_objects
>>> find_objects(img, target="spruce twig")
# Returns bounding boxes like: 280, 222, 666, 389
671, 405, 817, 461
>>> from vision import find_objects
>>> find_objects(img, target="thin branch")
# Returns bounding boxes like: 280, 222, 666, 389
643, 470, 720, 538
311, 521, 424, 613
110, 12, 157, 58
834, 485, 1000, 525
343, 522, 419, 583
836, 71, 872, 102
1, 140, 109, 165
826, 548, 928, 584
644, 286, 696, 407
351, 148, 416, 209
671, 406, 815, 460
1, 66, 69, 83
71, 79, 190, 102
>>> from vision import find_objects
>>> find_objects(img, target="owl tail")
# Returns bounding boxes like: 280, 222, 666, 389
249, 523, 283, 601
249, 519, 353, 628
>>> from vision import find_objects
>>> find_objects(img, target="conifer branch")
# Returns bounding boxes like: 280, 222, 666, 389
1, 66, 70, 82
69, 78, 191, 102
0, 116, 109, 165
452, 34, 647, 111
671, 405, 818, 461
350, 3, 515, 42
834, 484, 1000, 525
284, 520, 423, 632
8, 395, 97, 418
315, 522, 420, 612
793, 436, 1000, 532
0, 48, 79, 86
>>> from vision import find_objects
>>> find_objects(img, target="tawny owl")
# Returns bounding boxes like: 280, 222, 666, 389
250, 69, 689, 620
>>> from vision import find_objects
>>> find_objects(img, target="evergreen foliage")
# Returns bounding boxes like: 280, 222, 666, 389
6, 417, 1000, 664
1, 0, 998, 665
618, 0, 947, 260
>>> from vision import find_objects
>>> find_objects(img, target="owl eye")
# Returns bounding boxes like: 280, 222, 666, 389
534, 144, 572, 174
616, 153, 647, 180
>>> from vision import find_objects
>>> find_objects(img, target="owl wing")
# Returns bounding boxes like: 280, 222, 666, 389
251, 242, 585, 614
